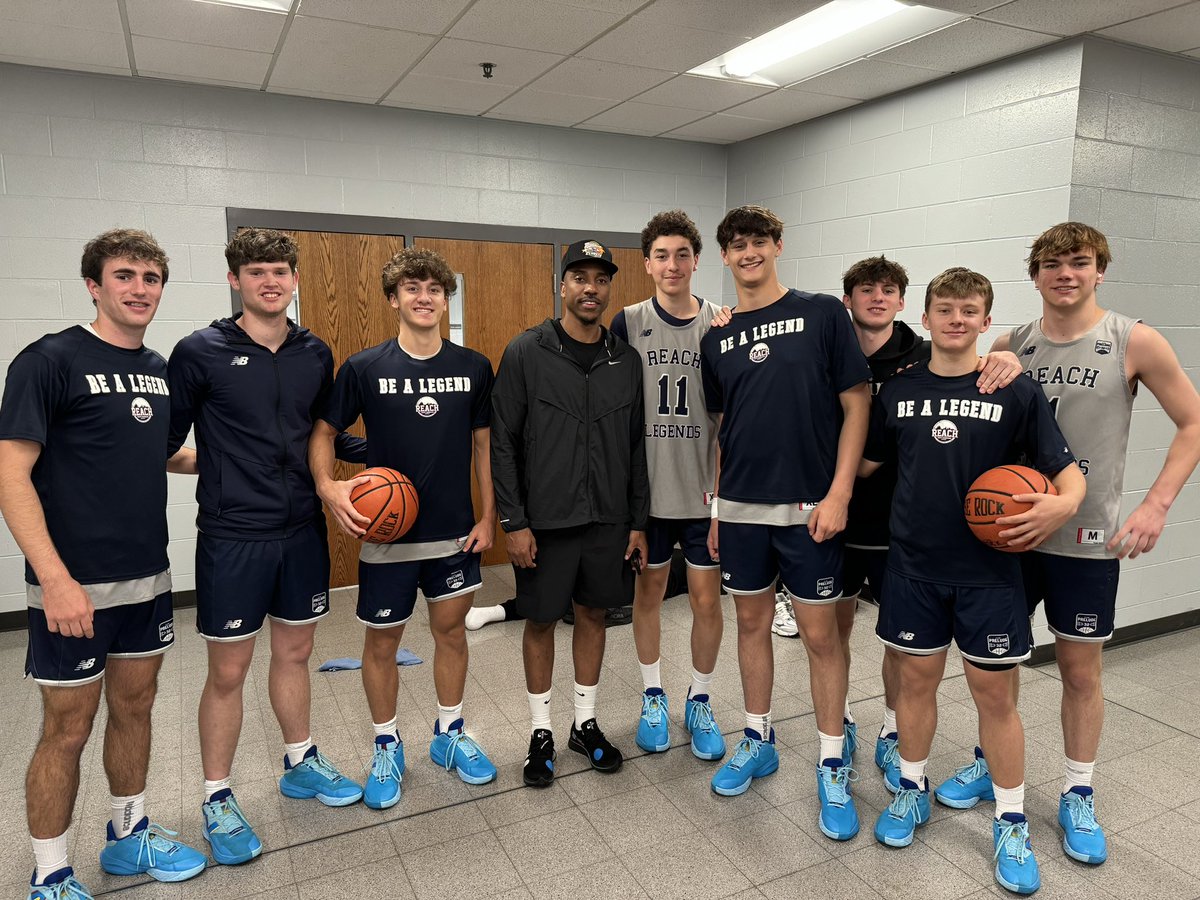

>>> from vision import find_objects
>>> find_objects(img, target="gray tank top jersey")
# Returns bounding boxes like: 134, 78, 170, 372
1009, 310, 1138, 558
623, 298, 720, 519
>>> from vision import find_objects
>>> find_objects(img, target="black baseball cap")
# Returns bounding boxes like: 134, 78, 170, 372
561, 239, 618, 278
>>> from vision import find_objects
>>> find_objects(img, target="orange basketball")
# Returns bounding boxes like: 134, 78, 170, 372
964, 465, 1057, 552
349, 467, 419, 543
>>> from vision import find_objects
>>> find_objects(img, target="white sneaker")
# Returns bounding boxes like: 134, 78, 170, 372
771, 593, 798, 638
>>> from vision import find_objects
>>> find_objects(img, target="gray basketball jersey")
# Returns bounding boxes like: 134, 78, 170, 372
623, 298, 720, 519
1009, 310, 1138, 558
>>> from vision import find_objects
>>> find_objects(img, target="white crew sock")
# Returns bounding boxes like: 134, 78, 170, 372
1063, 756, 1095, 794
284, 737, 313, 767
110, 793, 145, 839
745, 710, 771, 739
465, 605, 505, 631
690, 667, 714, 700
639, 659, 662, 692
880, 706, 898, 737
818, 729, 845, 764
438, 702, 463, 732
843, 699, 855, 725
373, 718, 400, 741
528, 688, 552, 734
31, 832, 70, 885
899, 755, 928, 790
204, 777, 232, 802
573, 682, 597, 728
994, 782, 1025, 819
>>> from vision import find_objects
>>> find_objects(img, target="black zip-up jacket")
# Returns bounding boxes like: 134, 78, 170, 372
491, 318, 650, 533
168, 315, 364, 540
846, 319, 930, 548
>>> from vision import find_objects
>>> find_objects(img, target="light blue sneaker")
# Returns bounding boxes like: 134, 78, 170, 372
279, 746, 364, 806
816, 759, 860, 840
430, 718, 498, 785
1058, 787, 1107, 864
28, 867, 93, 900
201, 789, 262, 865
364, 735, 404, 809
994, 813, 1041, 894
935, 747, 994, 809
711, 729, 778, 796
874, 777, 931, 847
875, 731, 901, 793
636, 688, 671, 753
685, 694, 726, 761
842, 718, 858, 766
99, 817, 206, 882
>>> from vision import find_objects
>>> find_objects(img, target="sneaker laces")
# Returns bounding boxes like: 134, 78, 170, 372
367, 742, 402, 784
37, 873, 93, 900
773, 599, 792, 625
203, 795, 250, 836
821, 764, 859, 806
727, 736, 761, 771
440, 731, 485, 773
1064, 792, 1099, 833
299, 750, 346, 783
641, 693, 665, 726
952, 755, 988, 785
880, 738, 900, 768
124, 822, 187, 867
887, 786, 925, 822
995, 819, 1032, 865
687, 698, 717, 734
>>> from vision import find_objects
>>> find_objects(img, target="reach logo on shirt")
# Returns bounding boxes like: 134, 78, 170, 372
131, 397, 153, 423
416, 396, 439, 417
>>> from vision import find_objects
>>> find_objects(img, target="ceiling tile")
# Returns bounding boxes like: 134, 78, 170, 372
0, 20, 130, 75
561, 0, 645, 12
0, 0, 122, 32
577, 16, 739, 72
526, 58, 673, 101
383, 73, 517, 115
296, 0, 473, 35
270, 17, 434, 99
727, 88, 857, 122
979, 0, 1189, 37
871, 18, 1057, 72
1099, 3, 1200, 53
792, 59, 945, 100
410, 38, 564, 87
133, 36, 271, 88
578, 100, 707, 134
632, 74, 774, 112
449, 0, 623, 52
917, 0, 1013, 11
634, 0, 823, 39
666, 113, 783, 143
487, 88, 612, 125
126, 0, 284, 52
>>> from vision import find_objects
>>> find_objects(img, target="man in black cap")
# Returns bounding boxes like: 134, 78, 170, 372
491, 239, 650, 787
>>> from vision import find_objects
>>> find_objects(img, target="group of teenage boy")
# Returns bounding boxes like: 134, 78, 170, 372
2, 204, 1198, 900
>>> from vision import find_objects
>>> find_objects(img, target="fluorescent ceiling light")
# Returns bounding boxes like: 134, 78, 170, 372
690, 0, 965, 88
191, 0, 293, 12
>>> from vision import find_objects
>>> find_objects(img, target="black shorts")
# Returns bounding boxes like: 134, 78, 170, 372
358, 549, 482, 628
718, 521, 842, 603
196, 522, 330, 641
843, 545, 886, 604
645, 517, 717, 569
514, 523, 634, 623
876, 568, 1030, 665
1022, 552, 1118, 642
26, 591, 174, 686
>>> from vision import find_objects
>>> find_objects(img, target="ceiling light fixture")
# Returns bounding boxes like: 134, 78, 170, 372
689, 0, 964, 87
190, 0, 294, 13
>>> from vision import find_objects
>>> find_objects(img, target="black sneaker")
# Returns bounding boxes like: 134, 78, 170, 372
523, 728, 556, 787
568, 718, 623, 773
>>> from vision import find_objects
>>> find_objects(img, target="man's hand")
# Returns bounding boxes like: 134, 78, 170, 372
316, 476, 372, 538
42, 573, 95, 638
711, 306, 734, 328
463, 517, 495, 554
1107, 499, 1168, 559
625, 530, 647, 567
996, 492, 1078, 550
506, 528, 538, 568
707, 518, 719, 560
808, 492, 849, 543
975, 350, 1023, 394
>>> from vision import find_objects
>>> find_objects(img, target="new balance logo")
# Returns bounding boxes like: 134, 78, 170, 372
641, 328, 653, 337
1020, 346, 1036, 356
897, 631, 914, 641
74, 658, 96, 671
375, 609, 392, 617
223, 619, 243, 630
230, 356, 249, 366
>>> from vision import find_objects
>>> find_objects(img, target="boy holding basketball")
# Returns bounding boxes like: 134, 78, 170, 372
169, 229, 364, 866
937, 223, 1200, 866
312, 247, 498, 807
860, 267, 1085, 894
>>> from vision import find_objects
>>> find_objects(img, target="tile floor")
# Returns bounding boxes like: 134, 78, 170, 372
4, 565, 1199, 899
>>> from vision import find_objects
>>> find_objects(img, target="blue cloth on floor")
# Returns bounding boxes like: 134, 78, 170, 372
318, 649, 424, 672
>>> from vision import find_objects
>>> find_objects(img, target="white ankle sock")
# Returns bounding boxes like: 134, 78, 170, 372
373, 718, 399, 741
639, 659, 662, 691
110, 793, 144, 839
465, 605, 505, 631
31, 832, 70, 885
745, 710, 771, 738
203, 778, 231, 802
528, 688, 552, 733
817, 729, 844, 764
881, 706, 897, 737
1063, 756, 1094, 793
994, 782, 1025, 819
899, 755, 928, 790
284, 737, 313, 767
573, 682, 597, 728
690, 667, 714, 700
438, 703, 463, 732
843, 700, 855, 725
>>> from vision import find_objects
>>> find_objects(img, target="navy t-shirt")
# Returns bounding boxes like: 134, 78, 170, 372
699, 290, 870, 504
322, 339, 493, 544
865, 362, 1075, 586
0, 326, 171, 585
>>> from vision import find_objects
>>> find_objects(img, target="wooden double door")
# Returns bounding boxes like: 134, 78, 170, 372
286, 230, 653, 588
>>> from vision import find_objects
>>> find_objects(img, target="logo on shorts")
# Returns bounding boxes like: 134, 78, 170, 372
312, 592, 327, 613
748, 342, 770, 364
75, 658, 96, 671
130, 396, 153, 423
446, 570, 465, 590
416, 396, 439, 417
987, 633, 1011, 656
931, 419, 958, 444
816, 577, 835, 598
230, 356, 249, 366
1076, 527, 1104, 544
898, 631, 915, 641
158, 619, 174, 642
223, 619, 243, 630
1075, 613, 1098, 635
722, 572, 731, 581
375, 609, 391, 617
1094, 340, 1112, 355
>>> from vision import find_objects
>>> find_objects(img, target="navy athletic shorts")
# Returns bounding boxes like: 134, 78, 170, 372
843, 545, 887, 604
646, 516, 718, 569
357, 548, 482, 628
718, 521, 843, 604
1022, 552, 1118, 642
